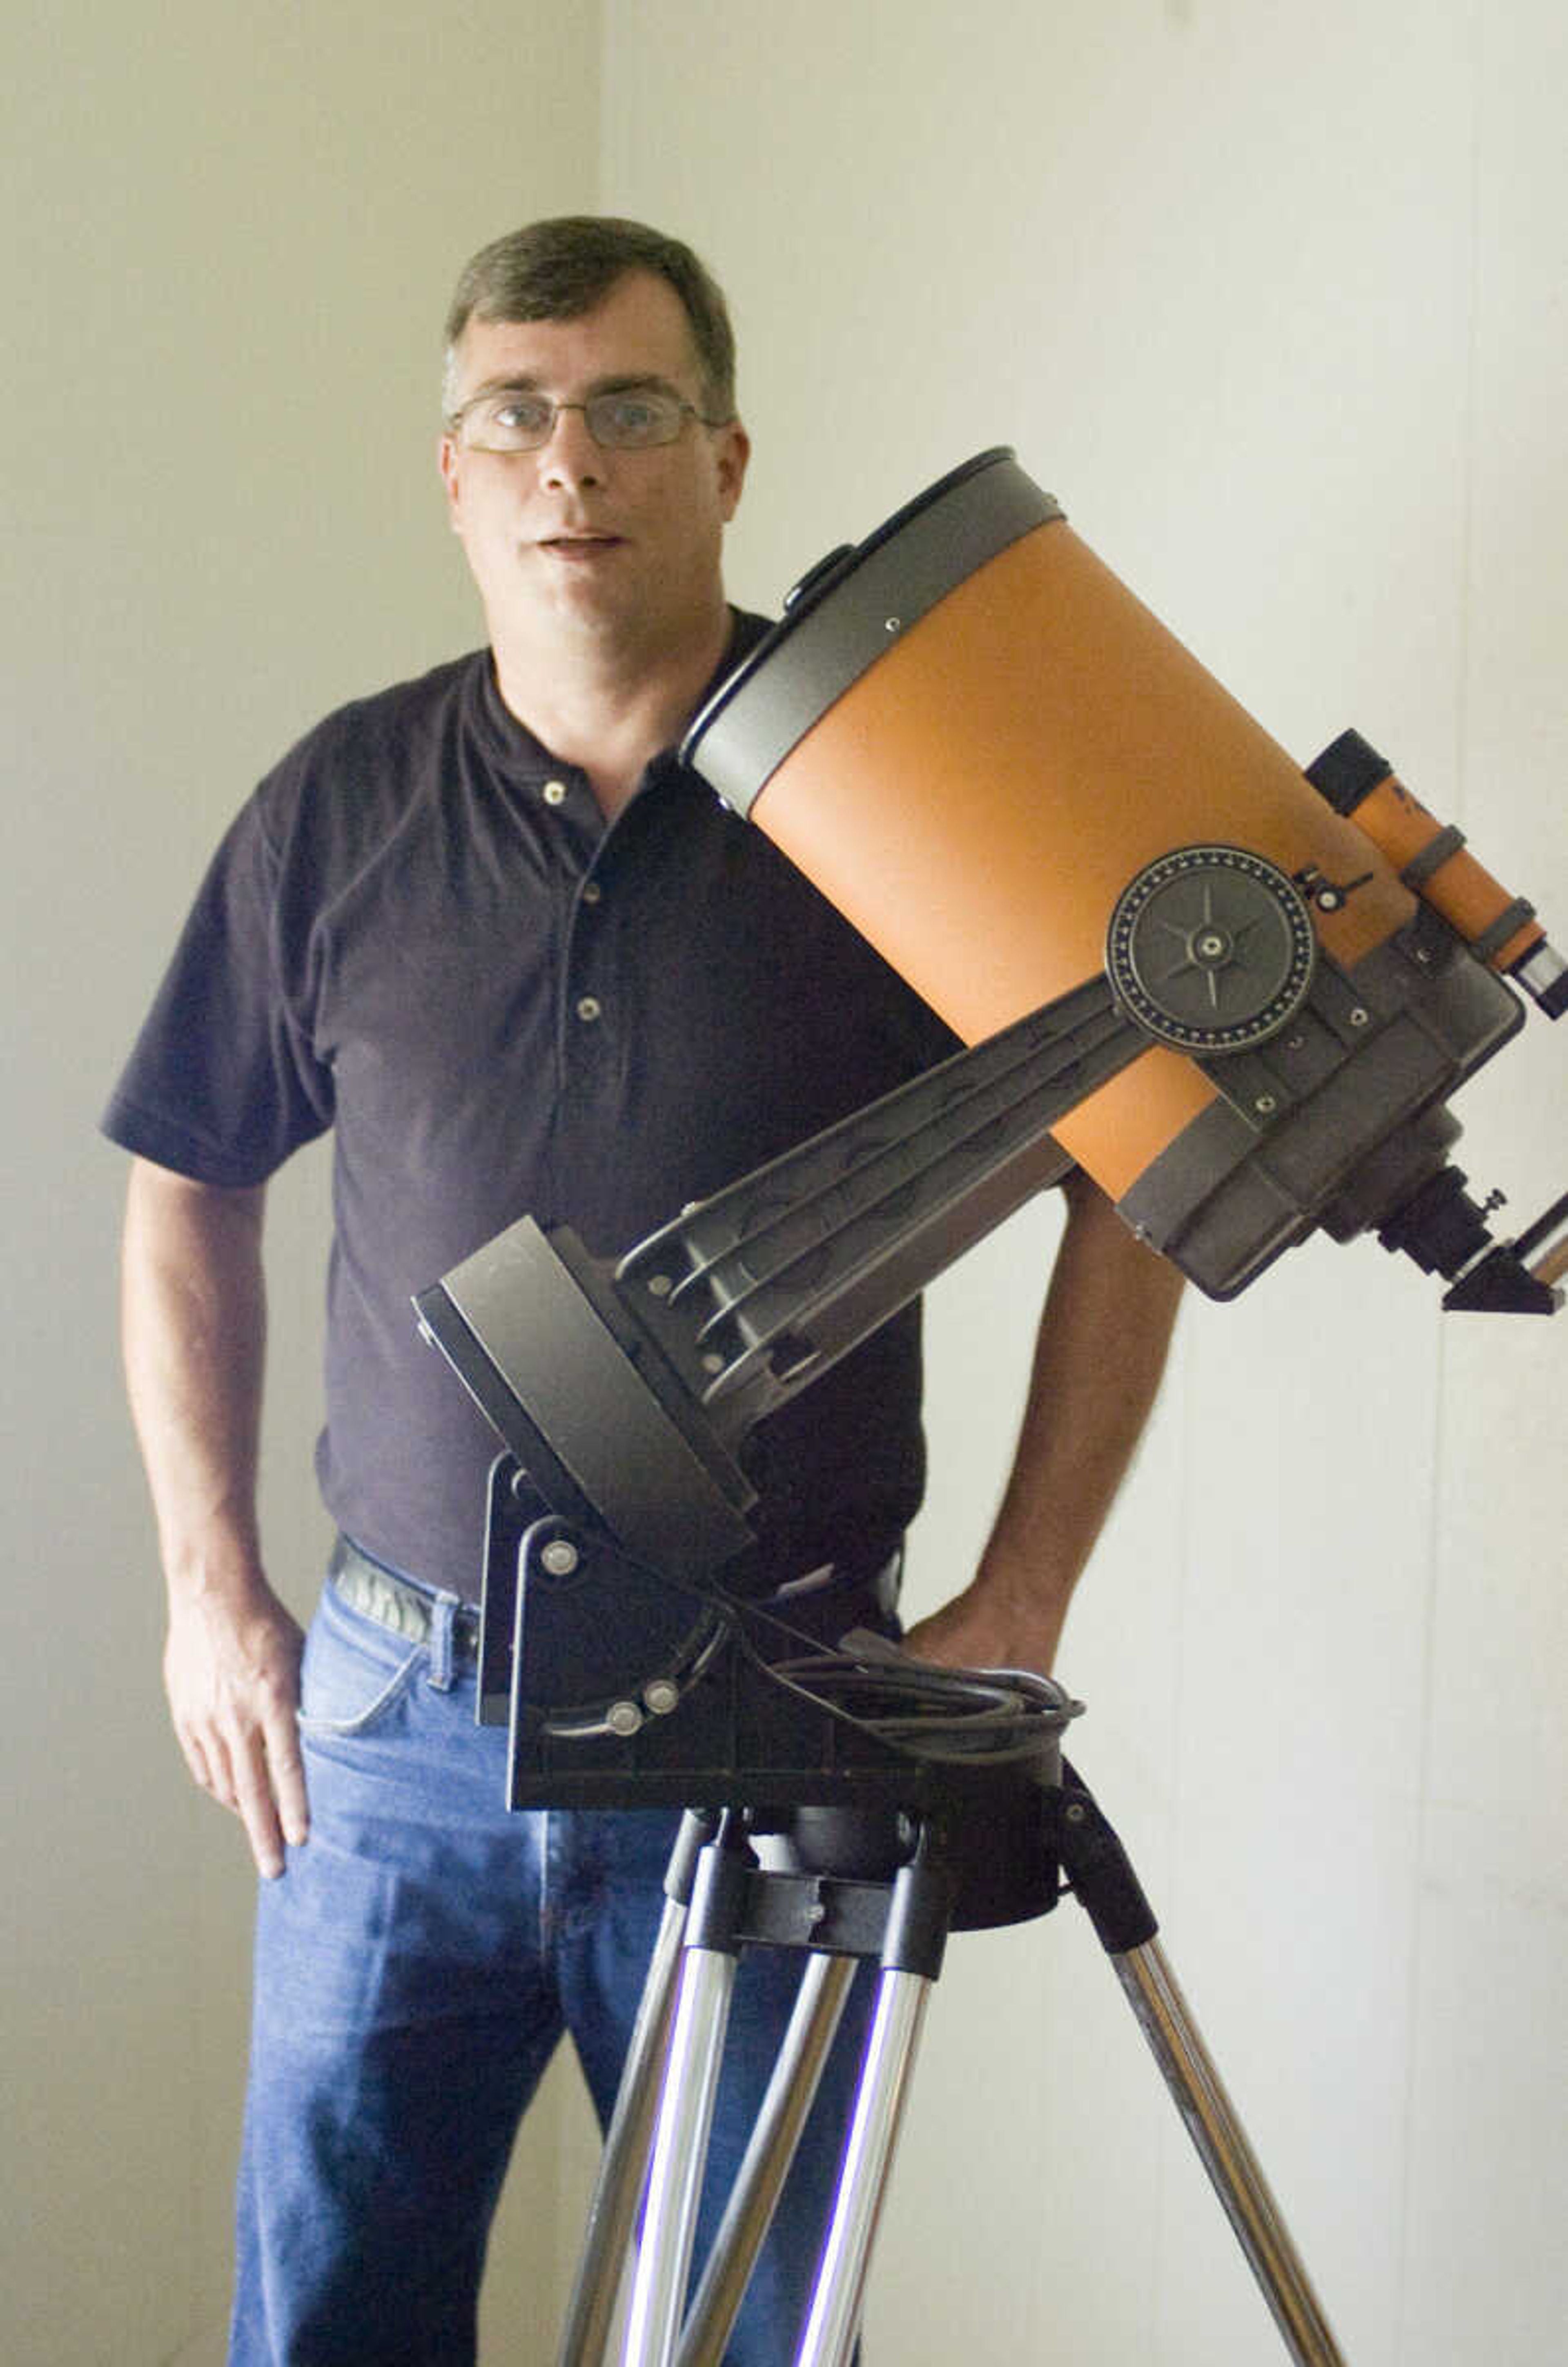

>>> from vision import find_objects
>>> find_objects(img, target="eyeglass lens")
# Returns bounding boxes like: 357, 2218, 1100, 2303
460, 388, 691, 452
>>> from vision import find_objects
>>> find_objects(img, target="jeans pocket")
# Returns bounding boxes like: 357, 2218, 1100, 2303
296, 1585, 425, 1737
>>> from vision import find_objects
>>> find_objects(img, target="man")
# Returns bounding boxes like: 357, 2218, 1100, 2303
108, 218, 1182, 2364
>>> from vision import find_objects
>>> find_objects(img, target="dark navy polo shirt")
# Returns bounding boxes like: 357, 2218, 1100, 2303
104, 617, 961, 1600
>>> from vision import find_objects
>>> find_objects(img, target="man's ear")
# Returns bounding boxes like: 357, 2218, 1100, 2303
438, 434, 464, 533
715, 420, 751, 523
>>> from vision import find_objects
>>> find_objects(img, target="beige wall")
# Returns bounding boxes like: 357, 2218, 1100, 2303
1, 6, 599, 2361
600, 3, 1566, 2364
4, 3, 1563, 2363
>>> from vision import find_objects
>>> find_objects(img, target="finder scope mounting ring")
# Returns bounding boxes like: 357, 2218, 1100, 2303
1106, 844, 1317, 1053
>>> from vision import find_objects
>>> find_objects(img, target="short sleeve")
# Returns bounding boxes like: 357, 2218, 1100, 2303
101, 793, 334, 1185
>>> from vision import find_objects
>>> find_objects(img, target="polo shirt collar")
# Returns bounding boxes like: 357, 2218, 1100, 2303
467, 608, 769, 799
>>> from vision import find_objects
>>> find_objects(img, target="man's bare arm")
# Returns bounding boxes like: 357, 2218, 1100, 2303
903, 1168, 1184, 1677
121, 1157, 307, 1877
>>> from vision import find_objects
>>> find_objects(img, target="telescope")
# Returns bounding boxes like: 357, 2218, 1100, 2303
413, 452, 1564, 2366
418, 449, 1565, 1611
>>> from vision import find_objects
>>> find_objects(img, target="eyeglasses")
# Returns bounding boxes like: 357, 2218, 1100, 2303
446, 383, 728, 455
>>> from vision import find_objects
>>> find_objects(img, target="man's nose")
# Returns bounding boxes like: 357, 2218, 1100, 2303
539, 404, 605, 487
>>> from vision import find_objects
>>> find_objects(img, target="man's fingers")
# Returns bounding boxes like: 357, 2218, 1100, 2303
174, 1722, 219, 1800
229, 1725, 290, 1880
264, 1707, 311, 1852
163, 1587, 307, 1875
173, 1694, 309, 1877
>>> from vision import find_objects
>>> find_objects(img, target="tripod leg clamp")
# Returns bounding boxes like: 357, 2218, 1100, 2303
1055, 1771, 1160, 1956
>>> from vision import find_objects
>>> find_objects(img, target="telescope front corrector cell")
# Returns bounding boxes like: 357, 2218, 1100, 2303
416, 448, 1565, 1588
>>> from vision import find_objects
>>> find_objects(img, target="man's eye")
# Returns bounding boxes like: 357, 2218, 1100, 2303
601, 394, 665, 437
490, 396, 551, 434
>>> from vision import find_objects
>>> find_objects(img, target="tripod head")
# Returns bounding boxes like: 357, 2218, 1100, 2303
468, 1460, 1080, 1930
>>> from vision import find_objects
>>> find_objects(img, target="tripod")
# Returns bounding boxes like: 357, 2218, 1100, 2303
535, 1663, 1348, 2366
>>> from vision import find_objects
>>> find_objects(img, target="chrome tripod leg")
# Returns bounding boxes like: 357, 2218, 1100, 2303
676, 1951, 858, 2367
556, 1890, 689, 2367
1060, 1771, 1348, 2363
794, 1966, 933, 2367
622, 1945, 738, 2367
1114, 1940, 1348, 2367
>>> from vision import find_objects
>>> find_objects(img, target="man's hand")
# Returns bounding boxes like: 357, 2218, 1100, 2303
121, 1159, 306, 1878
164, 1578, 307, 1879
901, 1559, 1068, 1679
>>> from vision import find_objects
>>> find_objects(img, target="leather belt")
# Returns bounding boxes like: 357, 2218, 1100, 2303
327, 1534, 901, 1653
328, 1536, 482, 1654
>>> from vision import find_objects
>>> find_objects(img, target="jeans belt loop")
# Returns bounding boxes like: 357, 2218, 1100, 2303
428, 1591, 457, 1692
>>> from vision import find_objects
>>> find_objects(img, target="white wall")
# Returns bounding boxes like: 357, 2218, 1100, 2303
599, 3, 1566, 2363
1, 7, 599, 2361
6, 4, 1562, 2364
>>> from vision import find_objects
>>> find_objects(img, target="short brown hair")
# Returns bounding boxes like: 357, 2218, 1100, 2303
443, 215, 737, 419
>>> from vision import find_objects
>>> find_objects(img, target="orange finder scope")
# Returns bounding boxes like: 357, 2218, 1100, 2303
1305, 729, 1546, 978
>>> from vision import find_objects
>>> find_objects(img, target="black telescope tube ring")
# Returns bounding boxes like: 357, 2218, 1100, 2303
682, 448, 1062, 816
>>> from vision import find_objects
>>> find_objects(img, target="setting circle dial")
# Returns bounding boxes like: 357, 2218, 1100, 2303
1106, 845, 1317, 1052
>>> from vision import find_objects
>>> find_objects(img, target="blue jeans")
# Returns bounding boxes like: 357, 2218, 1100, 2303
230, 1572, 878, 2365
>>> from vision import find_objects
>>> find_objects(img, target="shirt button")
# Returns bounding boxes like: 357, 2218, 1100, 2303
581, 880, 603, 906
542, 780, 568, 806
576, 995, 603, 1023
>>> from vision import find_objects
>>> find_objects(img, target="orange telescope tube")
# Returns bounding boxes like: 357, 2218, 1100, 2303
683, 451, 1539, 1295
687, 454, 1419, 1200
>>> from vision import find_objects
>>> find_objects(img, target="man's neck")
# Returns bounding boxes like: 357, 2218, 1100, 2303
491, 603, 734, 821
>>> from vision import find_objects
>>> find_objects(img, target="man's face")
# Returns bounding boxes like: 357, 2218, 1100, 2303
439, 270, 749, 664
